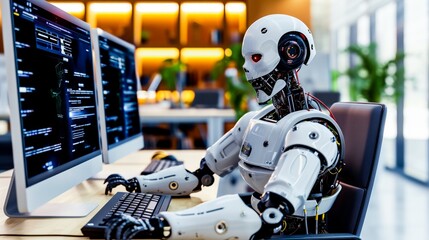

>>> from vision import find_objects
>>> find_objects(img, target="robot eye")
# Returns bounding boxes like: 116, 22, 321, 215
251, 54, 262, 63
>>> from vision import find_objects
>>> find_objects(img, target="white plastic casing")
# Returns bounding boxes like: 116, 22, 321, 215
159, 194, 261, 239
239, 106, 334, 194
242, 14, 316, 81
204, 111, 257, 177
135, 165, 199, 196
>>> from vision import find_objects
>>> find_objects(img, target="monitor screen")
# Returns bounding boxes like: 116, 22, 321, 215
3, 0, 102, 217
91, 28, 143, 164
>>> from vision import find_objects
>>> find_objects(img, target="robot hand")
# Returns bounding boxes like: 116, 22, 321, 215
104, 174, 140, 195
104, 212, 167, 240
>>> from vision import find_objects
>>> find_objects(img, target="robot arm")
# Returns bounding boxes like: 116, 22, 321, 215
105, 194, 263, 240
204, 111, 256, 176
104, 111, 256, 196
258, 121, 340, 217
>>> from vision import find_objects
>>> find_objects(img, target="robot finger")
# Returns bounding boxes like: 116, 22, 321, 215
118, 214, 142, 239
104, 180, 127, 195
104, 213, 123, 240
121, 218, 144, 240
122, 224, 135, 240
116, 219, 130, 240
104, 174, 125, 184
104, 181, 120, 195
127, 225, 146, 240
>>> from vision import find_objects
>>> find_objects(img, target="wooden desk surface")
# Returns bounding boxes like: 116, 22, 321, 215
0, 149, 216, 239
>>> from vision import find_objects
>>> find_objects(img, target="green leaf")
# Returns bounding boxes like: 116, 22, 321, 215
339, 43, 406, 103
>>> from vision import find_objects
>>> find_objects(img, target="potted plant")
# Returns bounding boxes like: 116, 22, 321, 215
211, 43, 255, 119
158, 59, 187, 107
336, 43, 405, 103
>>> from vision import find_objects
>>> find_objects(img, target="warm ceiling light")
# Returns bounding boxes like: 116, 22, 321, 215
88, 3, 132, 13
224, 48, 232, 57
50, 2, 85, 15
136, 3, 179, 14
181, 3, 224, 14
181, 48, 224, 60
136, 48, 180, 59
225, 2, 246, 13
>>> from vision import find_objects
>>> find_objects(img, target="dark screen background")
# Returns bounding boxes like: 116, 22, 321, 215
98, 35, 141, 148
11, 0, 100, 186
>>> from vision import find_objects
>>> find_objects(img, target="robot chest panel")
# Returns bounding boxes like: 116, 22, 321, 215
239, 117, 293, 170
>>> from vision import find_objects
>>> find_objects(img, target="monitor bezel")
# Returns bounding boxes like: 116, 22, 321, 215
2, 0, 102, 215
91, 28, 144, 164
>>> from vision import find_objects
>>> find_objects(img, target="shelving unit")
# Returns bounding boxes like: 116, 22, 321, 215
87, 2, 134, 43
1, 0, 312, 89
47, 0, 247, 89
134, 2, 180, 47
180, 2, 224, 47
135, 47, 180, 79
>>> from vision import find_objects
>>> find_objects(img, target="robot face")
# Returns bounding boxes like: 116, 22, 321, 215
242, 14, 316, 104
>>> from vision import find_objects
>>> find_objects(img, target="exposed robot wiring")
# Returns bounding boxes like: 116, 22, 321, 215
303, 205, 309, 234
306, 92, 337, 121
315, 204, 319, 234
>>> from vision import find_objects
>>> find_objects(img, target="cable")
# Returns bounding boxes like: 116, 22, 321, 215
294, 69, 301, 84
306, 92, 337, 121
315, 204, 319, 234
303, 205, 308, 234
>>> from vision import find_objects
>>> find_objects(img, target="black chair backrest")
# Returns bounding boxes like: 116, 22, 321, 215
312, 91, 341, 107
327, 102, 387, 235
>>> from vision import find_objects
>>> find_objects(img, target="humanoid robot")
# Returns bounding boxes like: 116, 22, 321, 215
104, 14, 345, 239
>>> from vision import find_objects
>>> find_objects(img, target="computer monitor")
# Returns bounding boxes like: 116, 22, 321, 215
91, 28, 143, 164
2, 0, 102, 217
191, 89, 224, 109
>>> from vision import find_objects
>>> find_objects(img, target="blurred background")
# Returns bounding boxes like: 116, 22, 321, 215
0, 0, 428, 239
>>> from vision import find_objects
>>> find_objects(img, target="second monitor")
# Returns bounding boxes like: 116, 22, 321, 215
91, 28, 144, 164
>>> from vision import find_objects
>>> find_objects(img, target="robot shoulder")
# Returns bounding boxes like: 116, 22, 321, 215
283, 110, 345, 173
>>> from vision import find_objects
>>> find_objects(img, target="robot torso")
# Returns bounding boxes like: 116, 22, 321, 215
238, 104, 338, 193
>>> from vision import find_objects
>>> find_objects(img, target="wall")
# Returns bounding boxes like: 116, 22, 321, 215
247, 0, 311, 28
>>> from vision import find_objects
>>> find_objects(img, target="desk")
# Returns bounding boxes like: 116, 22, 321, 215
0, 114, 9, 135
139, 106, 236, 146
0, 150, 217, 239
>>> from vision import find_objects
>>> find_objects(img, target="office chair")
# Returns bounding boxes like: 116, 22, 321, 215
275, 102, 387, 239
312, 91, 341, 107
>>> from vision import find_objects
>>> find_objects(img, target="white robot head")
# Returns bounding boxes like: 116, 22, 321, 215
242, 14, 316, 104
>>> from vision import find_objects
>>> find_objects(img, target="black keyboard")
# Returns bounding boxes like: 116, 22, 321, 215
141, 159, 183, 175
81, 192, 171, 239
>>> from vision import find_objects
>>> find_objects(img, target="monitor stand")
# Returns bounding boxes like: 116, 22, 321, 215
4, 173, 98, 218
